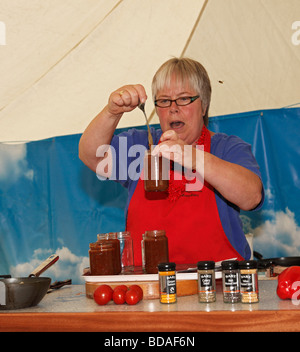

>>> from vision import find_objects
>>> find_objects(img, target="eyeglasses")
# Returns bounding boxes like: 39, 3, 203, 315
154, 95, 200, 108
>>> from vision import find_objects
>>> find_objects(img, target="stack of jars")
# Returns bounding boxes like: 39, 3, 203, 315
89, 231, 134, 275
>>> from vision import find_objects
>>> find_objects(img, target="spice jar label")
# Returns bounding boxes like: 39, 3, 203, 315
240, 273, 256, 292
199, 273, 213, 288
224, 273, 239, 290
160, 273, 176, 295
159, 269, 177, 304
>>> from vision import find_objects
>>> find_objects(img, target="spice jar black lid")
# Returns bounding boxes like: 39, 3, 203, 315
197, 260, 215, 270
221, 260, 239, 270
238, 260, 258, 269
158, 262, 176, 271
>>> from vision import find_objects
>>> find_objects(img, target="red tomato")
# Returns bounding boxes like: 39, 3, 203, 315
113, 287, 126, 304
125, 289, 140, 305
114, 284, 128, 292
93, 285, 113, 305
128, 285, 143, 301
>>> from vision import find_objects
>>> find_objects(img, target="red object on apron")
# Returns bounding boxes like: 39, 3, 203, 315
126, 126, 244, 266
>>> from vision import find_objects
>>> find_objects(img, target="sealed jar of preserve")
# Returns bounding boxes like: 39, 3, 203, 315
143, 150, 169, 192
89, 241, 119, 275
94, 233, 121, 275
142, 230, 169, 273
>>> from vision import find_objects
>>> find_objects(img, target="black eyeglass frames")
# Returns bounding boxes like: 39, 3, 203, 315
154, 95, 200, 108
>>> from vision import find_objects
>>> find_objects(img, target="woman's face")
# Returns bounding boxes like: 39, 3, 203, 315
155, 77, 205, 145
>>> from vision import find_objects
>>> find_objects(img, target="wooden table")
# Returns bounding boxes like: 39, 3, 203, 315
1, 280, 300, 332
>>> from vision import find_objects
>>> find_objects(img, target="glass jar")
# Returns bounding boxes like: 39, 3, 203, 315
89, 241, 118, 275
239, 260, 259, 303
117, 231, 134, 273
143, 150, 169, 192
96, 232, 121, 275
158, 262, 177, 304
221, 260, 240, 303
142, 230, 169, 273
197, 261, 216, 303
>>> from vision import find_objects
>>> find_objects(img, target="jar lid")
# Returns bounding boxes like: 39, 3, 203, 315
197, 261, 215, 270
89, 241, 113, 249
117, 231, 131, 239
158, 262, 176, 271
238, 260, 257, 269
144, 230, 166, 237
221, 260, 239, 270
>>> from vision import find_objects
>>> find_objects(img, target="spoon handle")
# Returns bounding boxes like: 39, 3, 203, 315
139, 104, 153, 148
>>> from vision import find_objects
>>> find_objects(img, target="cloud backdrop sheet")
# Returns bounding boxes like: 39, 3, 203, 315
1, 108, 299, 283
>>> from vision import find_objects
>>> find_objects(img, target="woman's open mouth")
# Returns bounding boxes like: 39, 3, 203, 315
170, 121, 185, 130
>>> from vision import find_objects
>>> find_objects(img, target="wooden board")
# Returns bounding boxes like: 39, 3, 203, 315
85, 279, 198, 300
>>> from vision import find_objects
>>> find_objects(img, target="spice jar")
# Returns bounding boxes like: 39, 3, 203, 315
143, 230, 169, 273
143, 150, 169, 192
239, 260, 259, 303
89, 241, 119, 275
197, 261, 216, 303
158, 262, 177, 304
221, 260, 240, 303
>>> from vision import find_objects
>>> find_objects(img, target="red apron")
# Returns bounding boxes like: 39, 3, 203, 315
126, 127, 244, 265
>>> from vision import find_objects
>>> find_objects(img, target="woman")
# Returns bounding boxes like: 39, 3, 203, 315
79, 57, 264, 265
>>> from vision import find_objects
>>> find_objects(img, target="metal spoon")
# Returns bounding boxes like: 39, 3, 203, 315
138, 102, 153, 148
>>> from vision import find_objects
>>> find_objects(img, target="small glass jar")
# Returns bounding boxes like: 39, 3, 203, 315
96, 232, 121, 275
117, 231, 134, 273
89, 241, 118, 275
143, 150, 169, 192
239, 260, 259, 303
158, 262, 177, 304
197, 261, 216, 303
142, 230, 169, 274
221, 260, 240, 303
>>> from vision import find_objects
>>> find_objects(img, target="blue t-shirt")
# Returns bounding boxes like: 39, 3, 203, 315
108, 127, 264, 259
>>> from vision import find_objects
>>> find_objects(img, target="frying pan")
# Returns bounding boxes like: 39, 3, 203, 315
254, 251, 300, 269
0, 254, 59, 310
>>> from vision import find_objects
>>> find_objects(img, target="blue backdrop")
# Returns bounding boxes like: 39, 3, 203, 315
1, 107, 299, 283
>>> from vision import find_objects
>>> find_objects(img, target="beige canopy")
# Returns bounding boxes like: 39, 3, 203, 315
0, 0, 299, 142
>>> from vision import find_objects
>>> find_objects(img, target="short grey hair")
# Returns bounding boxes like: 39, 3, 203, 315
152, 57, 211, 126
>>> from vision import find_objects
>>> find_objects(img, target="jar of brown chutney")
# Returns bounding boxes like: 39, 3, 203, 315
143, 230, 169, 273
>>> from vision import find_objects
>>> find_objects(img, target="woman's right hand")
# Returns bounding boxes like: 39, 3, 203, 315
107, 84, 147, 117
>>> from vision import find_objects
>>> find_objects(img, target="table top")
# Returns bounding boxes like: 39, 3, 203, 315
1, 279, 300, 332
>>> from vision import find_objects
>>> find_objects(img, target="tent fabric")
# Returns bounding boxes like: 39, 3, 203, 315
0, 0, 206, 141
0, 107, 299, 283
0, 0, 299, 142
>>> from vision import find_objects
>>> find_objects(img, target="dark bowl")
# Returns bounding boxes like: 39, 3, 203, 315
0, 277, 51, 310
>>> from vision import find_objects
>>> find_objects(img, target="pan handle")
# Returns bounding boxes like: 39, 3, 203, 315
29, 254, 59, 277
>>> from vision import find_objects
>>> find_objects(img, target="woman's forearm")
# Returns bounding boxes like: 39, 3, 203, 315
79, 84, 147, 174
202, 152, 262, 211
78, 106, 122, 173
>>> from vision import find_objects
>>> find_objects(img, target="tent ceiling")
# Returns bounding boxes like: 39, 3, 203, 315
0, 0, 299, 142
